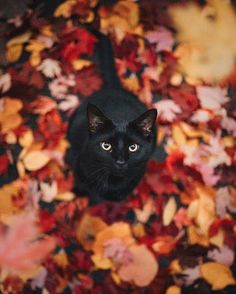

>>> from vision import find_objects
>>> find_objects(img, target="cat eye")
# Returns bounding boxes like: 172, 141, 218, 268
101, 142, 112, 152
129, 144, 139, 152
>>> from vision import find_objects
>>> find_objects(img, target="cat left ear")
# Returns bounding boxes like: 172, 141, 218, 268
131, 109, 157, 137
87, 103, 112, 134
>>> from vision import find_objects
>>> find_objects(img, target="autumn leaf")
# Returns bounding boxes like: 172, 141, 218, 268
162, 197, 177, 226
196, 86, 229, 111
37, 58, 61, 78
154, 99, 182, 122
146, 27, 174, 52
76, 214, 108, 251
117, 244, 158, 287
0, 73, 11, 93
22, 151, 50, 171
73, 66, 103, 97
0, 213, 55, 278
200, 262, 236, 290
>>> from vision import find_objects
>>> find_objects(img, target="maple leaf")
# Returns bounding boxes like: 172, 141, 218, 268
146, 173, 179, 196
28, 96, 57, 115
37, 58, 61, 78
58, 94, 79, 112
146, 27, 174, 52
196, 86, 229, 111
49, 74, 75, 99
207, 246, 234, 267
154, 99, 182, 122
0, 213, 55, 277
73, 66, 103, 97
0, 73, 11, 93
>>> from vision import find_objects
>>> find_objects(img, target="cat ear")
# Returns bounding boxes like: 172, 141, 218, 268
87, 103, 112, 134
131, 109, 157, 137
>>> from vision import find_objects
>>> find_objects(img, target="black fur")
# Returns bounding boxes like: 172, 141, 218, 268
66, 31, 157, 204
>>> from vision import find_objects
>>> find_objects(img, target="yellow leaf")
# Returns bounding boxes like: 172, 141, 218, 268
54, 0, 76, 18
30, 52, 41, 67
166, 286, 181, 294
210, 229, 224, 248
6, 31, 32, 47
111, 271, 121, 285
6, 44, 23, 63
163, 197, 177, 226
91, 254, 112, 269
169, 259, 182, 274
55, 192, 75, 201
188, 225, 209, 247
53, 251, 69, 268
22, 151, 50, 171
1, 114, 22, 133
25, 40, 46, 52
19, 129, 34, 148
200, 262, 236, 290
40, 25, 54, 37
122, 75, 140, 92
132, 223, 145, 238
172, 124, 187, 146
72, 59, 92, 71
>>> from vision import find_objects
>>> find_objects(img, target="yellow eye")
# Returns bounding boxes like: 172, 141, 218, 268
101, 142, 112, 151
129, 144, 139, 152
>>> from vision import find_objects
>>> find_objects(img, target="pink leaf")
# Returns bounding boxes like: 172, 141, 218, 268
154, 99, 182, 122
208, 246, 234, 267
146, 27, 174, 52
0, 213, 55, 275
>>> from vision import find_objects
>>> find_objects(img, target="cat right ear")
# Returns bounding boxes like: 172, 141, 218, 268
87, 103, 112, 134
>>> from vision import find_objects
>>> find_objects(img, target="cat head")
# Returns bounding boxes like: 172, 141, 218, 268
87, 103, 157, 176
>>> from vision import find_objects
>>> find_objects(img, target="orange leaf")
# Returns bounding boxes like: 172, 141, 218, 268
76, 214, 108, 251
117, 244, 158, 287
200, 262, 236, 290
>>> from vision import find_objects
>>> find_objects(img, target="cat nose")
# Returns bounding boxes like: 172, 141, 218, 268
116, 159, 126, 166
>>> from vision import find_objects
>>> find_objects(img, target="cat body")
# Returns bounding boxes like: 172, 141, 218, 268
67, 31, 157, 204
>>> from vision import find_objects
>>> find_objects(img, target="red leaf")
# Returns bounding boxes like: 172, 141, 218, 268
72, 66, 103, 97
0, 154, 10, 175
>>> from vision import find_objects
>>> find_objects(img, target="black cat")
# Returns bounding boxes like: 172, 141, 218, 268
66, 31, 157, 204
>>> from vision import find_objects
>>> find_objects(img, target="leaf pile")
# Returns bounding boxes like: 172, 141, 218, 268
0, 0, 236, 293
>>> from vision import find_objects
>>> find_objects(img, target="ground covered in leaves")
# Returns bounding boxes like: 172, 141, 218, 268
0, 0, 236, 293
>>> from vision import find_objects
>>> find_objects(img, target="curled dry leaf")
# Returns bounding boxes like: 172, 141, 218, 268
117, 244, 158, 287
200, 262, 236, 290
22, 150, 50, 171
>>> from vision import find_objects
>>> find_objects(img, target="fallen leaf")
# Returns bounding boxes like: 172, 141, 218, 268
22, 151, 50, 171
200, 262, 236, 290
163, 197, 177, 226
166, 286, 181, 294
37, 58, 61, 78
117, 244, 158, 287
0, 212, 55, 277
76, 214, 108, 251
155, 99, 182, 122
